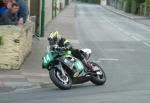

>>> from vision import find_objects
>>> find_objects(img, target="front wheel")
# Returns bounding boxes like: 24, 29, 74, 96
49, 68, 72, 90
90, 62, 106, 85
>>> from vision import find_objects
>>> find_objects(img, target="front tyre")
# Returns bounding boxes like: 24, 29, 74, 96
49, 68, 72, 90
90, 62, 106, 85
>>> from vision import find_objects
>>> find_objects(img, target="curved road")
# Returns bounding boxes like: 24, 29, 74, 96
0, 3, 150, 103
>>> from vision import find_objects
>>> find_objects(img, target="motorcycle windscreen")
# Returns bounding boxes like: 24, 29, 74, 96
74, 60, 84, 73
61, 51, 72, 57
42, 51, 54, 69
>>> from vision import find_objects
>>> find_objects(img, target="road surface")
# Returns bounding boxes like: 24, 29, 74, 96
0, 3, 150, 103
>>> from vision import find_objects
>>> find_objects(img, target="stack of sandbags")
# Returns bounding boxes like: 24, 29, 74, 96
0, 23, 33, 70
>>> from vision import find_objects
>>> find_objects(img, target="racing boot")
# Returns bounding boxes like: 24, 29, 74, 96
82, 59, 94, 72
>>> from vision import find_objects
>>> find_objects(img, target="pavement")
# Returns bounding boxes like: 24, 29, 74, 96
102, 5, 150, 27
0, 3, 79, 93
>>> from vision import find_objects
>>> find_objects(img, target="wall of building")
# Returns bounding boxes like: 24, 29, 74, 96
28, 0, 72, 36
45, 0, 52, 26
101, 0, 107, 5
107, 0, 150, 16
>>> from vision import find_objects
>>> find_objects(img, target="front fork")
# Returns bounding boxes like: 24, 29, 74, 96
54, 62, 66, 76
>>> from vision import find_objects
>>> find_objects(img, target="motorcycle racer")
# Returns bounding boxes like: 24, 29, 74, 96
47, 31, 93, 72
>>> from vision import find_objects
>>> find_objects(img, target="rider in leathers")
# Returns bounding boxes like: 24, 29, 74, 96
48, 31, 93, 72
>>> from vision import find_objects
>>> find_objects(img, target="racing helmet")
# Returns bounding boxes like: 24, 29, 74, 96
48, 31, 61, 45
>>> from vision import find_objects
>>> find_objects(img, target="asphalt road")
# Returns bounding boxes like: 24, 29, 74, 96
1, 3, 150, 103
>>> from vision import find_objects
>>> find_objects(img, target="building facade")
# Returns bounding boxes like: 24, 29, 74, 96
107, 0, 150, 16
25, 0, 72, 37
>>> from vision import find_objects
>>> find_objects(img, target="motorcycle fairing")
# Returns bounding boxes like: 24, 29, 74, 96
42, 51, 54, 69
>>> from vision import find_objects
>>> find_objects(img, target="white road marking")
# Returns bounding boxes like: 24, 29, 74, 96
92, 60, 101, 63
113, 25, 118, 28
131, 33, 147, 40
0, 73, 49, 79
118, 27, 123, 31
101, 14, 149, 44
131, 36, 141, 41
123, 31, 131, 36
104, 49, 135, 52
27, 78, 50, 83
101, 16, 146, 42
124, 32, 131, 36
22, 73, 49, 77
0, 75, 25, 79
143, 42, 150, 47
98, 58, 119, 61
4, 82, 35, 87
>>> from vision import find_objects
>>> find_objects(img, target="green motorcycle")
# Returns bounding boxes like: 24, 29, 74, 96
42, 47, 106, 90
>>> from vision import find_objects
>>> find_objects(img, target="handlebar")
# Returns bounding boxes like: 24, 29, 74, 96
55, 47, 70, 51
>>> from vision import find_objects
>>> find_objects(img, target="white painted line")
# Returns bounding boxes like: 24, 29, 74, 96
104, 49, 135, 52
27, 78, 50, 83
92, 60, 101, 63
4, 82, 35, 88
131, 36, 141, 41
113, 25, 118, 28
118, 28, 123, 31
14, 85, 41, 92
124, 32, 131, 36
98, 58, 119, 61
143, 42, 150, 47
22, 73, 49, 77
123, 31, 131, 36
131, 33, 147, 40
0, 75, 25, 79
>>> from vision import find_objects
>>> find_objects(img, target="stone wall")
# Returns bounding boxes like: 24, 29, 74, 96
0, 22, 34, 70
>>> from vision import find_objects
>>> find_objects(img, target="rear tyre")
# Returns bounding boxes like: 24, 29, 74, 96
49, 68, 72, 90
90, 62, 106, 85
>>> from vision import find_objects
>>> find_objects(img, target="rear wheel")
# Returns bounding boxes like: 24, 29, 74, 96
90, 62, 106, 85
49, 68, 72, 90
